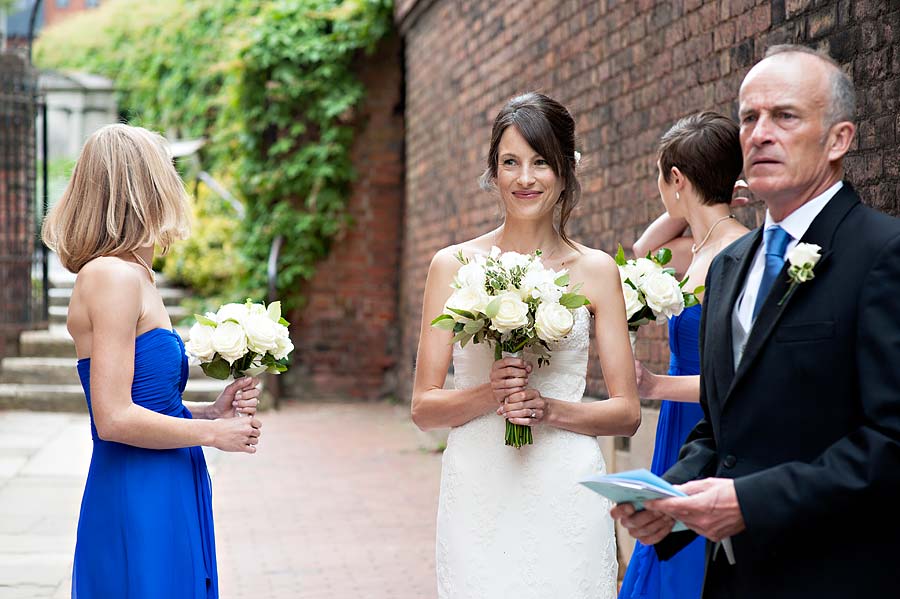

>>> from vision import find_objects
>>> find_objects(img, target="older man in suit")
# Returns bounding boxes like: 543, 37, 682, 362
612, 45, 900, 597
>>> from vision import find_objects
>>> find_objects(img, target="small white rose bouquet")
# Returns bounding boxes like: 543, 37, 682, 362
185, 299, 294, 380
615, 245, 703, 342
431, 247, 590, 448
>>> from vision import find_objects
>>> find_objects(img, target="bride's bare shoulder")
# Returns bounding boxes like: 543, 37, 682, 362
566, 241, 617, 273
430, 232, 497, 270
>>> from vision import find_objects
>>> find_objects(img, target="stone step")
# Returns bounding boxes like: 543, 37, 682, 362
0, 356, 207, 385
49, 304, 191, 326
0, 380, 229, 412
20, 325, 191, 358
49, 286, 189, 308
48, 272, 171, 290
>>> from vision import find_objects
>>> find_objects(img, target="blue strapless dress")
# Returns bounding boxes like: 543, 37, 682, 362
619, 304, 705, 599
73, 328, 217, 598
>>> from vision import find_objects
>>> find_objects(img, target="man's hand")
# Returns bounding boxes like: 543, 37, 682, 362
647, 478, 746, 542
610, 502, 676, 545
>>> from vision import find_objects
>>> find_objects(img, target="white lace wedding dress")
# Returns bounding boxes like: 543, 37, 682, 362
436, 306, 618, 598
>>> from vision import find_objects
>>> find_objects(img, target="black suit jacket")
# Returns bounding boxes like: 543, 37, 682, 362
656, 183, 900, 597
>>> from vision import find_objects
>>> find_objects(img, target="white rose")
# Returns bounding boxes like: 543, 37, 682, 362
216, 302, 249, 325
641, 272, 685, 319
445, 286, 491, 320
619, 262, 642, 285
534, 302, 575, 342
519, 266, 556, 300
212, 321, 248, 365
499, 250, 532, 271
244, 313, 280, 354
185, 323, 216, 361
455, 261, 487, 289
621, 282, 644, 320
272, 328, 294, 361
533, 281, 563, 303
634, 257, 662, 279
786, 243, 822, 268
490, 291, 530, 334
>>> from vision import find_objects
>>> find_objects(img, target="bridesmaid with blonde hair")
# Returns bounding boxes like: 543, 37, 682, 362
44, 124, 262, 598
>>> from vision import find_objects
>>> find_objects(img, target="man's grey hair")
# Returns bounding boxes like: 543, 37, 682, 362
764, 44, 856, 127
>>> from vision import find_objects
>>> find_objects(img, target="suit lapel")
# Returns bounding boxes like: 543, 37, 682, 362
710, 230, 760, 400
727, 183, 860, 400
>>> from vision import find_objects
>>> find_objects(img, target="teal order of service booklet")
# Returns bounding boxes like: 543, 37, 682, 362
579, 468, 689, 532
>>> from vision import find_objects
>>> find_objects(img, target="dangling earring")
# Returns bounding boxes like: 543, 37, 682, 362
675, 191, 680, 202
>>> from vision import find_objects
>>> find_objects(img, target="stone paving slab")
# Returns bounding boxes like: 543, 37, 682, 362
0, 402, 442, 598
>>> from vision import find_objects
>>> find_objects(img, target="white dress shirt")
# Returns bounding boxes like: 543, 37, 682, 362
731, 181, 843, 369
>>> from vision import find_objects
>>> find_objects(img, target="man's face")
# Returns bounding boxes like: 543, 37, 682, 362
738, 54, 834, 207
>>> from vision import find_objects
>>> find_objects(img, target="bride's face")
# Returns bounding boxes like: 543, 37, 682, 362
496, 126, 562, 222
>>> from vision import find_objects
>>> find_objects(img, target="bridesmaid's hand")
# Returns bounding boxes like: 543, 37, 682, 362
634, 360, 658, 400
212, 415, 262, 453
489, 358, 532, 405
211, 377, 261, 419
497, 388, 548, 425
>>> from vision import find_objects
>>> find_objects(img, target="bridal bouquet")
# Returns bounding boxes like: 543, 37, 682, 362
431, 247, 589, 448
185, 299, 294, 380
616, 245, 702, 339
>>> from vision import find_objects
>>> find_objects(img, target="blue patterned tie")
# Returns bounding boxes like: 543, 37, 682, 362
752, 225, 791, 320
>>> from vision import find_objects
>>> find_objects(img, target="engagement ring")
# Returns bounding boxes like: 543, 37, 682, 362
530, 410, 536, 419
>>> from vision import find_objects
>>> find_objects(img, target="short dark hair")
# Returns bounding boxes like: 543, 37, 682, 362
480, 92, 581, 249
764, 44, 855, 126
657, 112, 742, 206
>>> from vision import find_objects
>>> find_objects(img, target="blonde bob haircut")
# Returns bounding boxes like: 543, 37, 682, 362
42, 124, 191, 273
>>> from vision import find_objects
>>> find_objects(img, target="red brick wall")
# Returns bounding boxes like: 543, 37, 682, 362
394, 0, 900, 403
285, 35, 405, 400
43, 0, 102, 28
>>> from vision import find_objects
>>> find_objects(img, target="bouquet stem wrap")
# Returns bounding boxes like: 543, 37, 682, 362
498, 346, 533, 448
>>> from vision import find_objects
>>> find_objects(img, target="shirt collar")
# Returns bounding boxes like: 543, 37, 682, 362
763, 181, 843, 241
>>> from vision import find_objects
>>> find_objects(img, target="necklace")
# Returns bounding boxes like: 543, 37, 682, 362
130, 250, 156, 284
691, 214, 735, 254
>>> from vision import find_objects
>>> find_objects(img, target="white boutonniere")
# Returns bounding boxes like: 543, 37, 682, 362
778, 243, 822, 305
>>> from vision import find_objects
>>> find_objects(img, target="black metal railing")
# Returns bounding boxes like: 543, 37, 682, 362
0, 49, 47, 333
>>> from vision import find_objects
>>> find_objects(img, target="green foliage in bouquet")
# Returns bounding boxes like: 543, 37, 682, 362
35, 0, 393, 308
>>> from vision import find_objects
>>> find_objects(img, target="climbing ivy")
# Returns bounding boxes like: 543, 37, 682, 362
35, 0, 393, 308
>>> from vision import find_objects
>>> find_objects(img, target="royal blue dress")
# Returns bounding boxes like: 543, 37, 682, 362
619, 304, 705, 599
73, 328, 218, 598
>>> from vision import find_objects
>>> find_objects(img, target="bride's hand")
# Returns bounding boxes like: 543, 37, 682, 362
497, 388, 547, 425
489, 357, 532, 405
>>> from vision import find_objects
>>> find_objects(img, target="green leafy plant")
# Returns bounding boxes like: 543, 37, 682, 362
35, 0, 393, 308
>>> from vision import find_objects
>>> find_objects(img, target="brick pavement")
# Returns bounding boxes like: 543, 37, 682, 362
0, 401, 442, 599
213, 401, 442, 599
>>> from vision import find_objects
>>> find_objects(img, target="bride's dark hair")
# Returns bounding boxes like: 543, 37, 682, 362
479, 92, 581, 250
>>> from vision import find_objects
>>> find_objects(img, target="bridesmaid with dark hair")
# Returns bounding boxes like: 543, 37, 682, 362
619, 112, 749, 599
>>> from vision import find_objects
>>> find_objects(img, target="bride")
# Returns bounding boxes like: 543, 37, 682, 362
412, 92, 641, 598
